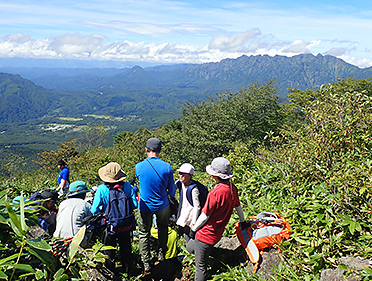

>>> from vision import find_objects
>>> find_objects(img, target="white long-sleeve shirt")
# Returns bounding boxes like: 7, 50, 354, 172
176, 182, 201, 227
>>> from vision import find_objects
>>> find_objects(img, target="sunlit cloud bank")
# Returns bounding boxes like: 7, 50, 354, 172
1, 30, 371, 68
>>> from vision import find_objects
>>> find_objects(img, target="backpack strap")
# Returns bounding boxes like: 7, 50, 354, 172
70, 205, 77, 236
256, 212, 279, 220
186, 180, 207, 207
105, 184, 114, 215
176, 180, 182, 191
235, 222, 260, 273
185, 182, 198, 206
147, 159, 166, 187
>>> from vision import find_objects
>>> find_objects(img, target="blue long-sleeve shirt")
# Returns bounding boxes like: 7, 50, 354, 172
135, 156, 176, 213
91, 182, 138, 215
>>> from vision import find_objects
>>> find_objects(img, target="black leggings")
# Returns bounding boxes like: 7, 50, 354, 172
104, 230, 132, 272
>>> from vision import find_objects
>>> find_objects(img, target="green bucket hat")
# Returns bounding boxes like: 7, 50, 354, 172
66, 181, 90, 197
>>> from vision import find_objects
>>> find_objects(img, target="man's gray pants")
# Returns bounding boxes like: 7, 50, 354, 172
137, 205, 170, 270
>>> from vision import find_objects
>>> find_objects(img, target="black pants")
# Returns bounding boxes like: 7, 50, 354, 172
104, 230, 132, 273
178, 225, 191, 243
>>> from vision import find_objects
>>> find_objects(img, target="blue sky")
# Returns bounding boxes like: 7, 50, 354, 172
1, 0, 372, 68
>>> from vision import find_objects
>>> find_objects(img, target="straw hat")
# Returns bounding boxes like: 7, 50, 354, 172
98, 162, 127, 183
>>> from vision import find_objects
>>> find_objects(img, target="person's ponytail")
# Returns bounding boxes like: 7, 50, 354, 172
229, 178, 234, 201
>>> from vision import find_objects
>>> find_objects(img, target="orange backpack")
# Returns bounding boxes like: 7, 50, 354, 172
235, 212, 292, 273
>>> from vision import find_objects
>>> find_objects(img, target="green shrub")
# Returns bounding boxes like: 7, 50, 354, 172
225, 78, 372, 279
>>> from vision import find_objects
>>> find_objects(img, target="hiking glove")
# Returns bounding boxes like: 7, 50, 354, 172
240, 221, 250, 230
189, 230, 196, 239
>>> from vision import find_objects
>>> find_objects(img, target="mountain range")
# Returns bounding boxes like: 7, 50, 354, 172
2, 53, 372, 126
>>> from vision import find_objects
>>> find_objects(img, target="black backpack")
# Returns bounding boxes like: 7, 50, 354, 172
177, 180, 209, 208
105, 183, 135, 235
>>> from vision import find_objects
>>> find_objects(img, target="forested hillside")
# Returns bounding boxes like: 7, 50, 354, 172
0, 73, 60, 123
1, 53, 372, 174
3, 54, 372, 98
1, 78, 372, 280
2, 54, 372, 125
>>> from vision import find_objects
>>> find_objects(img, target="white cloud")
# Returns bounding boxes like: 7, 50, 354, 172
281, 40, 320, 54
208, 29, 262, 52
50, 33, 106, 55
339, 55, 372, 68
325, 47, 347, 56
97, 41, 151, 61
83, 20, 217, 38
2, 33, 33, 44
0, 32, 371, 68
1, 0, 372, 70
85, 21, 172, 37
0, 33, 56, 58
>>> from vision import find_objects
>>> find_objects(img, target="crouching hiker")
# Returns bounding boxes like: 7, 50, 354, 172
186, 157, 247, 281
35, 189, 59, 235
53, 181, 92, 246
97, 162, 138, 274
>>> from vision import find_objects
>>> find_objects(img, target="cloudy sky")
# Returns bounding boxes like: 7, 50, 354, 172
1, 0, 372, 68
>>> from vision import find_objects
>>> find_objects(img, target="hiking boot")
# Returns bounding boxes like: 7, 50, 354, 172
142, 264, 152, 278
158, 249, 165, 262
144, 263, 152, 273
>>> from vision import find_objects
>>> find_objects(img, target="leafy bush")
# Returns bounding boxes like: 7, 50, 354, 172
0, 191, 55, 280
225, 78, 372, 279
174, 81, 283, 169
0, 191, 111, 280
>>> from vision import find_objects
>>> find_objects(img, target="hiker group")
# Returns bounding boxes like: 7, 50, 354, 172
19, 137, 248, 281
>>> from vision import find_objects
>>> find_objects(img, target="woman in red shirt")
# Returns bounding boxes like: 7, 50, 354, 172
186, 157, 247, 281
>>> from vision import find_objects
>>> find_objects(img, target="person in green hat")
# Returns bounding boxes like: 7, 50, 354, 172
53, 181, 92, 239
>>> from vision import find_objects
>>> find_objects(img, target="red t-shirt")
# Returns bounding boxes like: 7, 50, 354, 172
195, 182, 240, 245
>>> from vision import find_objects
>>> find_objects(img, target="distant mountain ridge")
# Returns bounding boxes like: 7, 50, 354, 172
0, 73, 60, 123
10, 53, 371, 96
179, 54, 369, 92
1, 53, 372, 125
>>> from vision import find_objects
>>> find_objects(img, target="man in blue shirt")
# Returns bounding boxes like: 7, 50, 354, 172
135, 137, 176, 273
57, 159, 70, 195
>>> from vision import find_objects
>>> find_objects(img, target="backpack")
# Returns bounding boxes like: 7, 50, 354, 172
235, 212, 292, 273
105, 183, 135, 235
177, 180, 209, 208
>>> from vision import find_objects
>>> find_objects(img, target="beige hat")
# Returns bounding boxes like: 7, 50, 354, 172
98, 162, 127, 183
